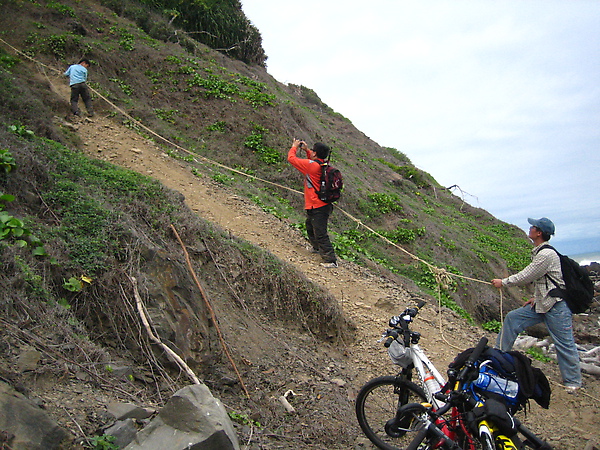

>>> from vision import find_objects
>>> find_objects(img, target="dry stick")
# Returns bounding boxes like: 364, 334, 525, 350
0, 318, 138, 402
129, 276, 200, 385
61, 406, 92, 447
170, 224, 250, 399
117, 283, 177, 400
202, 237, 248, 311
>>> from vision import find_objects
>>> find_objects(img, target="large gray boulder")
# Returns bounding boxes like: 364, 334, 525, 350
0, 381, 68, 449
124, 383, 239, 450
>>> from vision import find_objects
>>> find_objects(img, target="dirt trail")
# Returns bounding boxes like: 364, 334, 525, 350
53, 75, 600, 447
46, 73, 493, 368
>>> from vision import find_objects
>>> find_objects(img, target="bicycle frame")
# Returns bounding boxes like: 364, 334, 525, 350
398, 339, 527, 450
404, 344, 447, 409
358, 304, 552, 450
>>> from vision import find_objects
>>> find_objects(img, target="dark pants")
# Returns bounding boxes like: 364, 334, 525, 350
70, 83, 93, 115
306, 204, 336, 263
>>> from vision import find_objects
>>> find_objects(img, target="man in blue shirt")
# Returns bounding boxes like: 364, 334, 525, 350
64, 58, 94, 118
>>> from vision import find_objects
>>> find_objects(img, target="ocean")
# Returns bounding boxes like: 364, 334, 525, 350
572, 251, 600, 266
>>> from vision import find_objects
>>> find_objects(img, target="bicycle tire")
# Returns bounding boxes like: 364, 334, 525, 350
478, 423, 496, 450
356, 376, 429, 450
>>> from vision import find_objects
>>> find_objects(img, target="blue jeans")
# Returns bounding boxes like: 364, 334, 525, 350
496, 300, 581, 387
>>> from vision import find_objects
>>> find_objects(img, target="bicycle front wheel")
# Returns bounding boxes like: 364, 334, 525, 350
356, 376, 428, 450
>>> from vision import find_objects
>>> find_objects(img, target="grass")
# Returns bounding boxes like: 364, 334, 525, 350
0, 0, 534, 327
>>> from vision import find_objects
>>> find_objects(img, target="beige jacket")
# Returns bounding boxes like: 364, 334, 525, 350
502, 243, 565, 313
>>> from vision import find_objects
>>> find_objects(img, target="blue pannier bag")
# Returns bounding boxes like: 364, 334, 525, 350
449, 345, 551, 411
472, 360, 520, 408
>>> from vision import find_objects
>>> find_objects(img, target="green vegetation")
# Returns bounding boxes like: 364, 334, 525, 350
63, 276, 84, 292
109, 77, 134, 96
186, 71, 275, 107
90, 434, 119, 450
0, 49, 19, 69
482, 320, 502, 333
131, 0, 266, 65
376, 158, 429, 188
228, 411, 262, 428
24, 32, 87, 59
0, 149, 16, 173
46, 1, 76, 17
362, 192, 404, 217
250, 190, 295, 220
8, 124, 34, 139
206, 120, 227, 132
472, 224, 530, 271
154, 108, 179, 123
380, 226, 426, 244
188, 72, 239, 100
0, 180, 47, 257
526, 347, 554, 363
109, 26, 136, 51
0, 210, 46, 256
244, 126, 281, 165
211, 172, 234, 185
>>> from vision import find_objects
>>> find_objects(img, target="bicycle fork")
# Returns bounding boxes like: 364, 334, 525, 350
406, 417, 463, 450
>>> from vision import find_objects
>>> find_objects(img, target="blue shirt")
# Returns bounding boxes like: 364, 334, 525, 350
64, 64, 88, 85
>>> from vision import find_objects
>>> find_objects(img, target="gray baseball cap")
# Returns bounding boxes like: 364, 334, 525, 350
528, 217, 555, 235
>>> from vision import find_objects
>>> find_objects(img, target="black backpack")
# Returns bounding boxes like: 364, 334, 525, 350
314, 159, 343, 203
449, 346, 551, 411
540, 244, 595, 314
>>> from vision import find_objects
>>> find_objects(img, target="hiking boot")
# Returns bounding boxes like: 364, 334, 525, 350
320, 262, 338, 268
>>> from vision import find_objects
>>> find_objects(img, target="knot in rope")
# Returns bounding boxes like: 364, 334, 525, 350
429, 266, 454, 290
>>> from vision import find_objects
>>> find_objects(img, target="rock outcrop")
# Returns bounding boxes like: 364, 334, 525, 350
123, 383, 239, 450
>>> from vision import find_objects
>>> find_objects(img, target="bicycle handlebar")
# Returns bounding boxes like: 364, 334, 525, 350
457, 336, 488, 381
389, 301, 427, 328
383, 329, 399, 347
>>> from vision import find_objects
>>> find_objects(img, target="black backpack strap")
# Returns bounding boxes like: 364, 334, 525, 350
312, 158, 327, 198
537, 244, 561, 288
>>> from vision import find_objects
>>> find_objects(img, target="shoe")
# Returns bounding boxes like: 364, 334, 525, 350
320, 262, 338, 268
564, 385, 580, 394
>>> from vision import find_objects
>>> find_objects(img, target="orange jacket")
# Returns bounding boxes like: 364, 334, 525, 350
287, 146, 328, 210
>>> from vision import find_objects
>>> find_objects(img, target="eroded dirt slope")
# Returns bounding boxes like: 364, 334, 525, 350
51, 72, 600, 448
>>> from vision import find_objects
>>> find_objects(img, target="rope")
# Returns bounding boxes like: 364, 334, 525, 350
0, 37, 494, 305
548, 378, 600, 403
4, 38, 595, 404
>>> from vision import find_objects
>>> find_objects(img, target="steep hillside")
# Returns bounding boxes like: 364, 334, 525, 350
0, 0, 536, 324
0, 1, 599, 449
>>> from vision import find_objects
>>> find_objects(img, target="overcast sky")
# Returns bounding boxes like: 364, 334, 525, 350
241, 0, 600, 256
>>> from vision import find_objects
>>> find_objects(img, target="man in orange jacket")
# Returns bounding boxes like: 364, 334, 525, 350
288, 139, 338, 268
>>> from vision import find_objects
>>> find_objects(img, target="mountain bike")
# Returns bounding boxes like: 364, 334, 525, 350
388, 337, 554, 449
355, 301, 450, 449
355, 303, 553, 450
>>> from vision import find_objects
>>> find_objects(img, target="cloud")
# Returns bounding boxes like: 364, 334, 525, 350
242, 0, 600, 254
